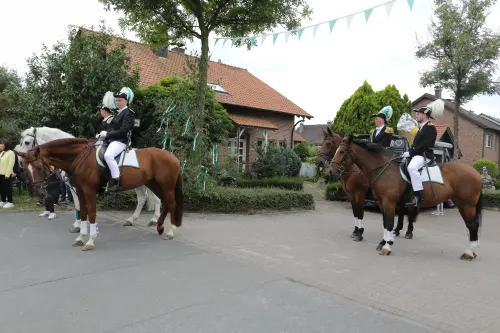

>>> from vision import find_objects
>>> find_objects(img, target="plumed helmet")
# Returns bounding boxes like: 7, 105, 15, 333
413, 99, 444, 119
114, 87, 134, 104
372, 105, 393, 123
100, 91, 116, 110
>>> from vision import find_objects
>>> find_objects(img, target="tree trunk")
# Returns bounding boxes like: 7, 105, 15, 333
453, 95, 460, 161
195, 33, 209, 134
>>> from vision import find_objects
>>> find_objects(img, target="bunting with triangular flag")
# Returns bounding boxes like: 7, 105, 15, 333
213, 0, 415, 48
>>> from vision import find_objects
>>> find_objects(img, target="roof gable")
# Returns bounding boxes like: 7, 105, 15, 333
412, 93, 500, 132
81, 29, 312, 119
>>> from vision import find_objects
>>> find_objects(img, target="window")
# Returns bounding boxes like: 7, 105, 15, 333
207, 83, 228, 94
486, 134, 493, 148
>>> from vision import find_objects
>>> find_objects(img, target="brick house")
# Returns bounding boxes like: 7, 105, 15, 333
412, 87, 500, 165
296, 121, 333, 148
79, 29, 313, 170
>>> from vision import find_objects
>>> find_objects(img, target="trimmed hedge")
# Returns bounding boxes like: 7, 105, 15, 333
325, 182, 347, 201
185, 187, 314, 213
326, 183, 500, 209
97, 187, 315, 213
236, 177, 304, 191
473, 158, 499, 178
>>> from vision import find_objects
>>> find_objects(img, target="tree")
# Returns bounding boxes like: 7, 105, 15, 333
415, 0, 500, 160
20, 23, 139, 137
99, 0, 312, 135
331, 81, 412, 135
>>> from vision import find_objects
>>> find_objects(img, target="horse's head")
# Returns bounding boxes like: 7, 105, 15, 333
317, 128, 343, 169
328, 135, 354, 176
15, 149, 48, 199
19, 127, 37, 153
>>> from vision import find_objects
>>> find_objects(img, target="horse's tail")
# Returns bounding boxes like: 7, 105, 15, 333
476, 191, 483, 231
145, 187, 157, 211
174, 173, 184, 227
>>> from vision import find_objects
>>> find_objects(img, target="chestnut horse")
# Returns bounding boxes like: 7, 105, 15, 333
317, 128, 416, 241
329, 135, 483, 260
18, 138, 184, 251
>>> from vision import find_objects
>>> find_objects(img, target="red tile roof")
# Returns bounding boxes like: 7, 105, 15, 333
228, 114, 278, 130
434, 124, 453, 140
293, 133, 306, 142
82, 29, 312, 118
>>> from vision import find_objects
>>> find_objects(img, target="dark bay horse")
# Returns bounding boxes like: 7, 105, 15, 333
329, 135, 483, 260
17, 138, 184, 251
317, 128, 416, 241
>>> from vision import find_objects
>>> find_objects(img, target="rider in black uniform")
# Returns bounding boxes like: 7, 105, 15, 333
371, 106, 394, 148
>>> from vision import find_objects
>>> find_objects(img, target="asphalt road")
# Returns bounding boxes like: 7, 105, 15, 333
0, 207, 447, 333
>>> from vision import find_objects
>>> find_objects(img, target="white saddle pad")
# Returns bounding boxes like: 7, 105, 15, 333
400, 165, 444, 184
96, 146, 140, 169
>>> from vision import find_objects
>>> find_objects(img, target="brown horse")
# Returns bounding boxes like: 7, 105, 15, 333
17, 138, 184, 251
328, 135, 483, 260
317, 128, 416, 241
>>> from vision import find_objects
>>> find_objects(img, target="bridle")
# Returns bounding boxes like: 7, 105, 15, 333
22, 128, 94, 191
331, 140, 399, 186
320, 137, 360, 180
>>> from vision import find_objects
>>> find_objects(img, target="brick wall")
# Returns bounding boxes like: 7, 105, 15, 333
483, 130, 500, 165
222, 104, 296, 168
413, 98, 484, 165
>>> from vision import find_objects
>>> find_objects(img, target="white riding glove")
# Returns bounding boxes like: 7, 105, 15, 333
401, 152, 410, 158
98, 131, 107, 140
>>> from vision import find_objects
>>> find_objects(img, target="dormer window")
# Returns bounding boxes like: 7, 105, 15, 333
207, 82, 228, 94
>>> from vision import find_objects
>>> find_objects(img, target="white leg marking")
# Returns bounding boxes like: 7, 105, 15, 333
39, 211, 50, 217
80, 220, 88, 235
358, 219, 364, 229
48, 213, 56, 220
73, 220, 81, 228
164, 224, 176, 240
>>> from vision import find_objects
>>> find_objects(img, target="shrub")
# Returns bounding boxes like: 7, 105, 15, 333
494, 180, 500, 189
97, 186, 314, 212
252, 145, 302, 178
482, 190, 500, 208
236, 177, 304, 191
185, 187, 315, 213
294, 142, 310, 161
472, 158, 499, 178
325, 182, 347, 201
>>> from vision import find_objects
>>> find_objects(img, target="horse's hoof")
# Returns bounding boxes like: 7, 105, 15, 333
379, 247, 392, 256
157, 227, 164, 235
123, 221, 133, 227
72, 240, 85, 247
393, 230, 400, 237
69, 227, 80, 233
460, 252, 477, 261
164, 234, 174, 240
147, 221, 157, 227
405, 233, 413, 239
352, 235, 363, 242
376, 244, 383, 251
82, 244, 95, 251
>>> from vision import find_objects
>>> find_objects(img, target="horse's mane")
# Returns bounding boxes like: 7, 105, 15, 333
352, 139, 394, 157
38, 138, 89, 149
21, 126, 74, 144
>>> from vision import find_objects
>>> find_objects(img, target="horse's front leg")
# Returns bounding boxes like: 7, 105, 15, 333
82, 190, 98, 251
380, 203, 396, 256
393, 199, 405, 237
126, 186, 146, 226
72, 188, 87, 247
69, 184, 81, 233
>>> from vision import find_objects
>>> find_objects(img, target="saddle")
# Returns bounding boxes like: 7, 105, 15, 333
387, 136, 443, 186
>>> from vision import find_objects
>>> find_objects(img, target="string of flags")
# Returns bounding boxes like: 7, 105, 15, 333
213, 0, 415, 48
157, 100, 219, 180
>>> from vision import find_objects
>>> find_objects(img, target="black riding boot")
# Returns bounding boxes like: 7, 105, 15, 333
107, 178, 124, 192
406, 190, 424, 207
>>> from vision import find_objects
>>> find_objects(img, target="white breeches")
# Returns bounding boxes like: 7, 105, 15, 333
408, 155, 425, 191
104, 141, 126, 178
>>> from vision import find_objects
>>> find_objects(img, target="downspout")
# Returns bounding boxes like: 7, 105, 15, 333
481, 130, 485, 158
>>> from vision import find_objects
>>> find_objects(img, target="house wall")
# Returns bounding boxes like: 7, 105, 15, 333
483, 130, 500, 165
413, 98, 484, 165
222, 104, 296, 168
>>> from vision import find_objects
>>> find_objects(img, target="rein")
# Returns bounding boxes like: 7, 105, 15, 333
332, 142, 399, 186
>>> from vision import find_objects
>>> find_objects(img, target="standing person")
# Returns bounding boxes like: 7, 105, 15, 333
0, 140, 16, 208
38, 166, 60, 220
371, 106, 394, 148
96, 87, 135, 192
431, 202, 444, 216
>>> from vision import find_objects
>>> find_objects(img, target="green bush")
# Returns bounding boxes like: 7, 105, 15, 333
325, 182, 347, 201
236, 177, 304, 191
482, 190, 500, 208
494, 180, 500, 189
294, 142, 310, 161
97, 186, 314, 212
473, 158, 499, 178
252, 145, 302, 178
185, 187, 314, 213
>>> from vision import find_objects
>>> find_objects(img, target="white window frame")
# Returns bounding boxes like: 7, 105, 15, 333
486, 134, 493, 148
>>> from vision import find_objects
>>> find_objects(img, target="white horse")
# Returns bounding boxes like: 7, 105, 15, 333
17, 127, 160, 229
